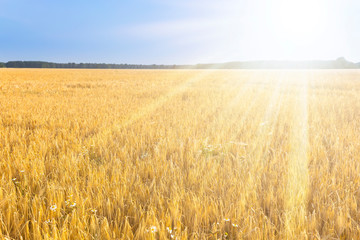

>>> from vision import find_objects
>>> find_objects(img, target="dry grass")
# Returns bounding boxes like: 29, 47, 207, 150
1, 69, 360, 239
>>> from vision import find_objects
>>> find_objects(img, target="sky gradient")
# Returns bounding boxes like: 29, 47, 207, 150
1, 0, 359, 64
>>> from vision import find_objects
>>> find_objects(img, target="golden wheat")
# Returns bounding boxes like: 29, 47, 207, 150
1, 69, 360, 239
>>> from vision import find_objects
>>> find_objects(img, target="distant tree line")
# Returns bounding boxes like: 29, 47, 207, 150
3, 61, 193, 69
1, 58, 359, 69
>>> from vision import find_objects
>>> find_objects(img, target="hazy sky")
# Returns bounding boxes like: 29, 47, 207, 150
1, 0, 359, 64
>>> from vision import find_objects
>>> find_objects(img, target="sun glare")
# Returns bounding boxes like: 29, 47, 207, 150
223, 0, 338, 61
270, 0, 328, 45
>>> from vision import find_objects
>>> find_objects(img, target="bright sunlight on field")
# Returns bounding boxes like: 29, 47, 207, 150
1, 69, 360, 239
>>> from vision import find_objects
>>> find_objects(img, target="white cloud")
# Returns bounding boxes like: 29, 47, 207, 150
117, 18, 232, 42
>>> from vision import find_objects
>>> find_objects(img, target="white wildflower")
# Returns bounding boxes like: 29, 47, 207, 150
50, 204, 57, 211
150, 226, 157, 233
260, 121, 268, 126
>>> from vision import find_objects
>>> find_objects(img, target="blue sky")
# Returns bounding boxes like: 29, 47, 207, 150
1, 0, 359, 64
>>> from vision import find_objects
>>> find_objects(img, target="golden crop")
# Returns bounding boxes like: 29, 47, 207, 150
1, 69, 360, 239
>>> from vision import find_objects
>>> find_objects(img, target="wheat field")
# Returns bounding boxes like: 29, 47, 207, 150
1, 69, 360, 239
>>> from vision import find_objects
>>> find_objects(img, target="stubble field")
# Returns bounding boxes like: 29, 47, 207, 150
1, 69, 360, 239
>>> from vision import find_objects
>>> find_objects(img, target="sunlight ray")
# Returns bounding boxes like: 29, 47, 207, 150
117, 69, 230, 130
248, 72, 284, 161
84, 69, 226, 147
284, 72, 310, 237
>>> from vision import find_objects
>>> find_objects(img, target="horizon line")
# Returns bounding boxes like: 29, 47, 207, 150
1, 57, 359, 66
